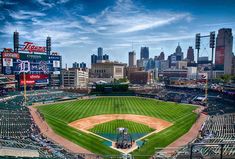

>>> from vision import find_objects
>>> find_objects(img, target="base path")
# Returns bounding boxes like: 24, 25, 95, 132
29, 106, 92, 154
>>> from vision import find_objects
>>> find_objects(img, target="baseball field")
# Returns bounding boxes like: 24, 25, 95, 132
36, 96, 198, 158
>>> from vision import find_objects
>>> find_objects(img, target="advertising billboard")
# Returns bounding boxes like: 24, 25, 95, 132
48, 55, 61, 74
215, 47, 224, 65
2, 52, 20, 59
53, 60, 60, 68
1, 52, 20, 75
20, 74, 49, 85
3, 58, 13, 67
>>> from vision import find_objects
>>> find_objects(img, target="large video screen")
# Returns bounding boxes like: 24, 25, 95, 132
13, 53, 49, 74
1, 52, 61, 86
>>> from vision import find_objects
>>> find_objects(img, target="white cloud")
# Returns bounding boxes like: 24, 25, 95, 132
124, 34, 194, 44
35, 0, 72, 9
35, 0, 54, 8
79, 0, 193, 34
112, 43, 132, 48
80, 16, 97, 24
8, 10, 46, 20
0, 22, 29, 36
0, 0, 17, 5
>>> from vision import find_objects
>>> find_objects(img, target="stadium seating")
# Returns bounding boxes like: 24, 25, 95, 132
180, 113, 235, 158
0, 90, 85, 159
0, 110, 31, 139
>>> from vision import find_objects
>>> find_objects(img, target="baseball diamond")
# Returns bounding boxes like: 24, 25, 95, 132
36, 96, 198, 158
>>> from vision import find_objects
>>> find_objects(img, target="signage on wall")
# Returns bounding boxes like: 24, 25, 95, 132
20, 74, 49, 85
2, 52, 20, 59
53, 60, 60, 68
21, 42, 46, 53
3, 58, 13, 67
18, 60, 31, 73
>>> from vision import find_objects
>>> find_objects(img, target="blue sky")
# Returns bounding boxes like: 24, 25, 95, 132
0, 0, 235, 67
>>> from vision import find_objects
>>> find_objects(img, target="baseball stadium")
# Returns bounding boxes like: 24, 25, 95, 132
0, 3, 235, 158
1, 83, 235, 159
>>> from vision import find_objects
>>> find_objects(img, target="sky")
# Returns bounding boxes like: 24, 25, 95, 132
0, 0, 235, 67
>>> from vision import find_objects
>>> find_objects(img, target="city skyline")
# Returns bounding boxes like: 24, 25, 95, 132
0, 0, 235, 67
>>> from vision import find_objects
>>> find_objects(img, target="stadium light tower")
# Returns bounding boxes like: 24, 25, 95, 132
195, 33, 200, 80
209, 31, 215, 80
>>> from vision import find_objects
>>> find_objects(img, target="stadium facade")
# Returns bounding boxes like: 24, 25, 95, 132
0, 31, 62, 89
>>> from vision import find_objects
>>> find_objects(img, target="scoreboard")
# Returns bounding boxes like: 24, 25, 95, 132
1, 52, 61, 86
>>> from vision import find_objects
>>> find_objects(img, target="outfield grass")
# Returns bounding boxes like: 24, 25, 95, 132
90, 119, 155, 134
37, 97, 197, 158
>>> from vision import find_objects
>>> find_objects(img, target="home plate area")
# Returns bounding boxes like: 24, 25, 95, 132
69, 114, 172, 153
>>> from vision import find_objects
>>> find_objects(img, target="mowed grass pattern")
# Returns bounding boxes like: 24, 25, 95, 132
90, 119, 155, 134
37, 97, 197, 158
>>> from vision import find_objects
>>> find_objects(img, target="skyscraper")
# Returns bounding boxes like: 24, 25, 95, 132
91, 54, 97, 64
129, 51, 136, 67
158, 52, 165, 60
72, 62, 79, 68
80, 62, 86, 69
215, 28, 233, 74
140, 47, 149, 59
103, 54, 109, 60
175, 43, 184, 60
168, 44, 184, 68
97, 47, 103, 60
186, 46, 194, 62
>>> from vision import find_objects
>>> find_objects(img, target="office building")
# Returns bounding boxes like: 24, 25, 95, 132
232, 56, 235, 75
91, 54, 98, 64
80, 62, 86, 69
146, 58, 155, 70
91, 61, 126, 79
158, 52, 165, 60
140, 47, 149, 59
175, 44, 184, 60
160, 60, 169, 71
72, 62, 79, 68
103, 54, 109, 60
215, 28, 233, 74
128, 51, 136, 67
168, 44, 184, 68
186, 46, 194, 62
97, 47, 103, 60
176, 61, 188, 70
62, 68, 89, 88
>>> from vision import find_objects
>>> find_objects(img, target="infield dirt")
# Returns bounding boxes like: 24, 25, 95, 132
69, 114, 172, 133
